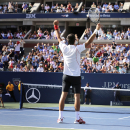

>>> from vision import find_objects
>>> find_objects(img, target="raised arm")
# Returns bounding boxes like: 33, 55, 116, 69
85, 23, 101, 48
53, 20, 62, 43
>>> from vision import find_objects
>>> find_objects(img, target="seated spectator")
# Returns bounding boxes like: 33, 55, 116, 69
45, 4, 50, 10
19, 65, 24, 72
26, 3, 32, 13
101, 66, 107, 73
106, 2, 113, 12
54, 65, 60, 72
96, 6, 101, 12
14, 2, 18, 13
13, 65, 19, 72
113, 30, 118, 37
3, 5, 7, 13
58, 63, 63, 72
106, 32, 112, 40
57, 7, 62, 13
103, 2, 108, 9
119, 66, 126, 74
114, 2, 119, 12
104, 34, 108, 40
22, 3, 28, 13
37, 64, 44, 72
81, 8, 85, 13
40, 4, 44, 13
3, 34, 8, 39
48, 65, 54, 72
115, 34, 120, 40
45, 9, 49, 13
0, 5, 2, 11
51, 4, 55, 9
75, 3, 79, 9
91, 2, 96, 8
8, 34, 13, 39
51, 9, 54, 13
102, 6, 107, 13
123, 56, 130, 67
118, 3, 123, 12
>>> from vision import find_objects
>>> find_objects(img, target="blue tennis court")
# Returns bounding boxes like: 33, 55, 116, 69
0, 103, 130, 130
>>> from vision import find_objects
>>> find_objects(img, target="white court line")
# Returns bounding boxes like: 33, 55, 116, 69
0, 124, 97, 130
0, 113, 116, 120
118, 116, 130, 120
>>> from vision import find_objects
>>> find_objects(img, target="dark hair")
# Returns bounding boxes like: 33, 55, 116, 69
67, 34, 75, 45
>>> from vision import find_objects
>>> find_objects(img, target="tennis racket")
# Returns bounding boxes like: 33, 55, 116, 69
87, 8, 100, 25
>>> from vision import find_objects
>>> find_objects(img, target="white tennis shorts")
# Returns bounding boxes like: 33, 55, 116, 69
0, 94, 2, 97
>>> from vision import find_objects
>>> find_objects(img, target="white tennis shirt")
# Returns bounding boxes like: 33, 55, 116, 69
59, 41, 86, 76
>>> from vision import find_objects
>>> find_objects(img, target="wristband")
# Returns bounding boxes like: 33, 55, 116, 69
94, 29, 98, 35
54, 25, 58, 30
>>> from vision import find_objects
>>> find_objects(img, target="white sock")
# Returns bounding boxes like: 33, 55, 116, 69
59, 111, 63, 119
75, 111, 80, 120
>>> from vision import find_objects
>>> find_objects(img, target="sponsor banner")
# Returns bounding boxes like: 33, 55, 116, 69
0, 72, 130, 105
0, 13, 130, 19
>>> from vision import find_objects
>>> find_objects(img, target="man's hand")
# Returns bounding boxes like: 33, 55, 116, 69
96, 23, 101, 30
53, 20, 62, 43
53, 20, 59, 25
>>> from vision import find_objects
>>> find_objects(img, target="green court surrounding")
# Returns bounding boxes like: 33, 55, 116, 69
1, 102, 130, 109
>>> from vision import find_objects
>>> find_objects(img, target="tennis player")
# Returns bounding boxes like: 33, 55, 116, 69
53, 20, 101, 124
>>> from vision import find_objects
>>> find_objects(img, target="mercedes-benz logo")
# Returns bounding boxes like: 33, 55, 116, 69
26, 88, 41, 103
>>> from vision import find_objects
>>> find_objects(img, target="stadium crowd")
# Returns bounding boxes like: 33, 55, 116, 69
27, 28, 61, 40
0, 28, 28, 39
0, 1, 125, 14
84, 28, 130, 40
0, 38, 130, 74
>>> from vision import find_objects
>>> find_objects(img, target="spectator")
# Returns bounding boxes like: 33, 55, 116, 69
106, 2, 113, 12
1, 53, 8, 71
22, 3, 28, 13
14, 2, 18, 13
3, 34, 8, 39
8, 2, 14, 13
102, 6, 107, 13
119, 66, 126, 74
103, 2, 108, 9
118, 3, 123, 12
40, 4, 44, 13
13, 65, 19, 72
14, 41, 20, 61
45, 4, 50, 10
75, 3, 79, 9
51, 4, 55, 9
114, 2, 119, 12
67, 2, 72, 12
91, 2, 96, 8
3, 5, 7, 13
93, 55, 99, 64
45, 9, 49, 13
20, 39, 25, 57
81, 8, 85, 13
37, 64, 44, 72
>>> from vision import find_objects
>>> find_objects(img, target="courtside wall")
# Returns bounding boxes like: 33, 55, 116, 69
0, 72, 130, 105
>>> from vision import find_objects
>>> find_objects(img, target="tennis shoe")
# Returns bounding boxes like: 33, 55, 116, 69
57, 118, 64, 123
84, 102, 86, 105
74, 117, 85, 124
